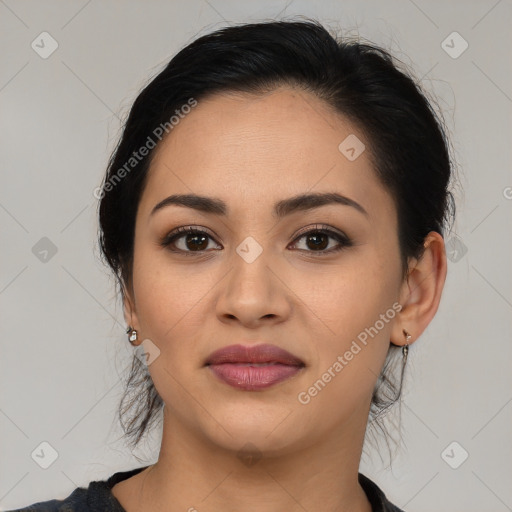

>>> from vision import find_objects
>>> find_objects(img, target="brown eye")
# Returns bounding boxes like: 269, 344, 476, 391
290, 225, 352, 255
161, 227, 221, 255
304, 232, 329, 250
161, 224, 352, 257
181, 232, 209, 251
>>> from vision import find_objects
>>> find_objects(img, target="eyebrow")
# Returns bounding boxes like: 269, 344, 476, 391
150, 192, 369, 218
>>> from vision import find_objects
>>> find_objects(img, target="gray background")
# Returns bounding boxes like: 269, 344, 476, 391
1, 1, 511, 510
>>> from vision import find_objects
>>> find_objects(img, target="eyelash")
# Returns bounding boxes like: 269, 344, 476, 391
160, 224, 353, 257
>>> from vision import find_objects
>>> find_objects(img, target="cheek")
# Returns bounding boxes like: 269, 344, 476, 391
293, 250, 399, 340
130, 250, 210, 410
291, 250, 400, 401
293, 281, 396, 426
132, 246, 212, 338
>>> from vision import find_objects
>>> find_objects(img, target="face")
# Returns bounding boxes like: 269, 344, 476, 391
126, 87, 406, 456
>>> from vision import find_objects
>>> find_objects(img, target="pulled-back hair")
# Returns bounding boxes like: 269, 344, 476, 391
97, 18, 456, 454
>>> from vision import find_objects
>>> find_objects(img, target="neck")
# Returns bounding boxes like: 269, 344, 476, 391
127, 407, 372, 512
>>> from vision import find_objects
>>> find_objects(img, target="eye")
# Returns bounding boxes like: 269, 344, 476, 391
160, 226, 221, 255
289, 224, 353, 255
161, 224, 352, 256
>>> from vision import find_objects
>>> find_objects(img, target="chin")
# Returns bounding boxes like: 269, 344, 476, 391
211, 427, 301, 460
197, 400, 306, 456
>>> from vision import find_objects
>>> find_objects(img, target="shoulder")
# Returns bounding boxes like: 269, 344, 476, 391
358, 473, 406, 512
5, 486, 92, 511
4, 467, 147, 512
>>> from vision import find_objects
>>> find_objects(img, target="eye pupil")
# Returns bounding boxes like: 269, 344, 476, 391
186, 234, 208, 251
307, 233, 328, 250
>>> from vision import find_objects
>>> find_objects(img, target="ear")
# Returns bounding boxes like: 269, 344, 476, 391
391, 231, 447, 346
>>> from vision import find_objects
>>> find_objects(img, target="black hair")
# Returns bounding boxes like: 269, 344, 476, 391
98, 18, 456, 454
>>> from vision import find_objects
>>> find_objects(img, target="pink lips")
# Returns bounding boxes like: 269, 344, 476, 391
205, 344, 305, 391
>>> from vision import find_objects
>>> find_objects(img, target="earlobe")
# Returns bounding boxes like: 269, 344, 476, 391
391, 231, 447, 346
123, 288, 143, 346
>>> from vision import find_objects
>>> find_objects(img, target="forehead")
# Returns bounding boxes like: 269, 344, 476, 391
141, 87, 392, 220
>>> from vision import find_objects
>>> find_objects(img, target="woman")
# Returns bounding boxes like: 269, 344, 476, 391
12, 18, 454, 512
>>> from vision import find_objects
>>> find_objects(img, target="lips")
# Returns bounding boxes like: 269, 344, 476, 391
205, 344, 304, 366
205, 343, 305, 391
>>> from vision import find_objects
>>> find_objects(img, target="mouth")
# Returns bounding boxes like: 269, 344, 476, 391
205, 343, 305, 391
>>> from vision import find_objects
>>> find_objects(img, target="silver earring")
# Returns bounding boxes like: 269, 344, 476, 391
126, 326, 141, 346
402, 329, 412, 361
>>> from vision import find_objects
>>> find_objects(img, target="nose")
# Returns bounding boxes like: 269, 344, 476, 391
215, 247, 292, 329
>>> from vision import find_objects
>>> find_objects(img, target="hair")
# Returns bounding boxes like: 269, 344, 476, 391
97, 18, 456, 454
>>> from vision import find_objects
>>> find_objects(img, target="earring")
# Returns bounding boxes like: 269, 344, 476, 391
402, 329, 412, 361
126, 326, 141, 346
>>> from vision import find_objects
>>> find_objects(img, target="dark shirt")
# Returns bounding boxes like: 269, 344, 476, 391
7, 466, 405, 511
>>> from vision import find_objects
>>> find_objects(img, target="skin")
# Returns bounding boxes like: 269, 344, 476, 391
111, 86, 447, 512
